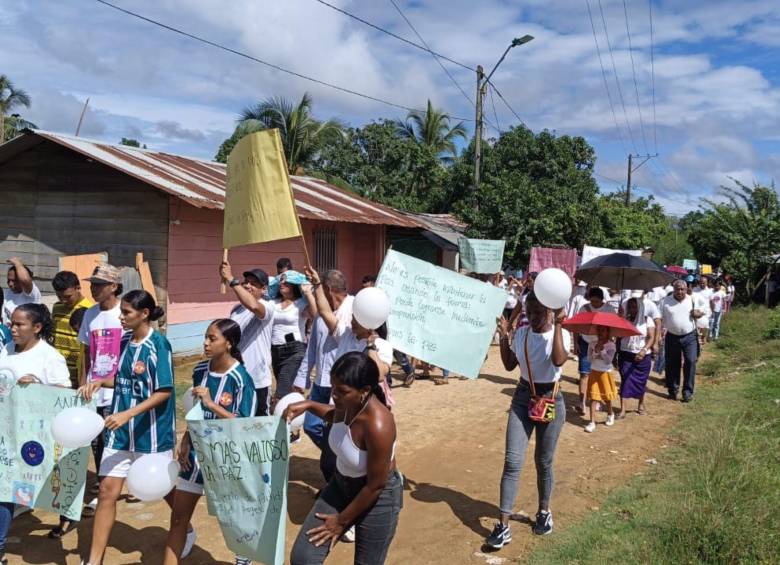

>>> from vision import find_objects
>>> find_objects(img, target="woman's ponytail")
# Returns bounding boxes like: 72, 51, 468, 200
330, 351, 389, 408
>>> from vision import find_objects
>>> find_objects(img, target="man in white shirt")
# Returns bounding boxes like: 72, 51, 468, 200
220, 262, 275, 416
709, 283, 727, 340
3, 258, 42, 326
693, 277, 714, 343
660, 280, 704, 402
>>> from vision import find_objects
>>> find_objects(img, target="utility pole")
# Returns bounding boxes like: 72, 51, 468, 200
625, 152, 657, 205
474, 65, 485, 192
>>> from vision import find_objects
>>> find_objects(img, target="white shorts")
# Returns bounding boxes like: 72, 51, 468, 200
99, 448, 174, 478
175, 476, 204, 496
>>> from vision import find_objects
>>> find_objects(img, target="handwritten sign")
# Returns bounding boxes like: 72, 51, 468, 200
683, 259, 698, 271
377, 250, 506, 378
700, 264, 712, 275
223, 129, 301, 249
187, 407, 288, 565
0, 379, 92, 520
458, 238, 505, 274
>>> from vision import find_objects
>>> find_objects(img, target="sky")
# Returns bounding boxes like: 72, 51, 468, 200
2, 0, 779, 215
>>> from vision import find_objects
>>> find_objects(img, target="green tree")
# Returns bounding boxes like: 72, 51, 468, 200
686, 180, 780, 298
396, 99, 467, 163
451, 127, 600, 266
651, 219, 694, 266
0, 75, 36, 143
120, 138, 146, 148
314, 120, 451, 212
218, 92, 343, 174
592, 191, 670, 250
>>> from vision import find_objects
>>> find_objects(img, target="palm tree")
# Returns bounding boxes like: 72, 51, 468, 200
396, 99, 467, 162
238, 93, 344, 174
0, 75, 34, 144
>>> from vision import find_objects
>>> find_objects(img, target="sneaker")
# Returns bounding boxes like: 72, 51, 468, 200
682, 394, 693, 403
235, 557, 252, 565
289, 432, 301, 445
181, 526, 197, 559
668, 391, 678, 401
485, 522, 511, 549
341, 525, 355, 543
533, 510, 553, 535
584, 422, 596, 433
605, 414, 615, 426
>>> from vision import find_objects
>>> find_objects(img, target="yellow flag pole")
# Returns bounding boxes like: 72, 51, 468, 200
220, 248, 229, 294
279, 146, 312, 269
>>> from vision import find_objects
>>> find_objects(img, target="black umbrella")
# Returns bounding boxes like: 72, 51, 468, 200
575, 253, 675, 290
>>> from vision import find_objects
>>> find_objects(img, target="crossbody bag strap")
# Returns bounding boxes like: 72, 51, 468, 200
523, 329, 537, 397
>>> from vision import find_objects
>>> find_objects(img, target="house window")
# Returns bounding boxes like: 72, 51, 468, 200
314, 227, 338, 272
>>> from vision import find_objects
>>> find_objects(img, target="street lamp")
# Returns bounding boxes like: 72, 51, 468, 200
474, 35, 534, 191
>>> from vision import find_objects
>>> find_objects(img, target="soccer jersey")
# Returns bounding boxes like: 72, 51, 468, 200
105, 329, 176, 453
179, 359, 256, 486
0, 324, 11, 357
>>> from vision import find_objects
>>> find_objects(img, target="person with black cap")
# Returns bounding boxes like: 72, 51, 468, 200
220, 261, 275, 416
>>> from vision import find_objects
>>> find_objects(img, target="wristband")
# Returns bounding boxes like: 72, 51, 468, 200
229, 278, 241, 288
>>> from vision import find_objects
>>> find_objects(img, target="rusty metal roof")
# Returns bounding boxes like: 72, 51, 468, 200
3, 130, 422, 228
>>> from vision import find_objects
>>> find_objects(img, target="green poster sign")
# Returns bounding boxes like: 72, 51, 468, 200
187, 407, 289, 565
458, 238, 505, 274
0, 379, 92, 520
377, 250, 506, 379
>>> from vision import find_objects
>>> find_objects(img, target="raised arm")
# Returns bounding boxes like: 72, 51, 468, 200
220, 261, 267, 319
551, 309, 568, 367
304, 266, 338, 334
497, 317, 518, 371
8, 257, 34, 294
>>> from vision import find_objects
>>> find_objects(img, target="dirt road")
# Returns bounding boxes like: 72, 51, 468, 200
8, 347, 684, 564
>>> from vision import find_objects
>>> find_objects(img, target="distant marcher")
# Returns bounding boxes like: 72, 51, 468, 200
693, 277, 713, 342
572, 288, 615, 415
487, 293, 569, 547
661, 280, 703, 402
618, 297, 656, 418
277, 257, 293, 275
221, 262, 275, 416
3, 258, 42, 326
51, 271, 94, 389
361, 274, 377, 289
709, 283, 727, 340
584, 326, 617, 432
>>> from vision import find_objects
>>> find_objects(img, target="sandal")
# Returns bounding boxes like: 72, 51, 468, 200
48, 519, 78, 539
637, 406, 647, 415
433, 377, 449, 385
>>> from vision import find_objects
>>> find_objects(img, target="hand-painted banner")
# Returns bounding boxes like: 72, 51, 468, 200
581, 245, 642, 265
528, 247, 577, 278
187, 406, 289, 565
223, 129, 301, 249
683, 259, 698, 270
377, 250, 506, 379
700, 264, 713, 275
458, 238, 505, 274
0, 379, 92, 521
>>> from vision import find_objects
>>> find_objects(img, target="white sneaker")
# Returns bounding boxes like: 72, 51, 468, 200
605, 414, 615, 426
341, 525, 356, 543
181, 527, 197, 558
13, 506, 32, 518
584, 422, 596, 433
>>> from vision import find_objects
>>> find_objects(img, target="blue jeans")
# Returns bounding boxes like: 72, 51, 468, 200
0, 501, 13, 556
665, 331, 698, 398
709, 311, 723, 340
303, 384, 331, 450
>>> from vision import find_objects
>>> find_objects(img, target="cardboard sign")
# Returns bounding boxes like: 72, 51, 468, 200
377, 250, 506, 378
683, 259, 698, 271
458, 238, 505, 274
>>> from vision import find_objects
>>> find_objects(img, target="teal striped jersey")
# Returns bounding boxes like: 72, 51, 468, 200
0, 324, 11, 351
179, 359, 256, 485
106, 329, 176, 453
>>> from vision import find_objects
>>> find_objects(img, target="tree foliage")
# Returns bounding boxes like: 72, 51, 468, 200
395, 99, 467, 163
592, 192, 669, 250
0, 74, 36, 143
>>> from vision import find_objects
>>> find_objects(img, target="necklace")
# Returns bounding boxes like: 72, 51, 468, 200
346, 396, 370, 427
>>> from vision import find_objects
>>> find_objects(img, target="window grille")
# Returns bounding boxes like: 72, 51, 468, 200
314, 227, 338, 272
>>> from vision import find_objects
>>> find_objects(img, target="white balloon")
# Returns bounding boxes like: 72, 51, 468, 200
51, 407, 105, 448
274, 392, 305, 432
353, 287, 390, 330
534, 268, 573, 309
127, 454, 179, 501
181, 386, 196, 415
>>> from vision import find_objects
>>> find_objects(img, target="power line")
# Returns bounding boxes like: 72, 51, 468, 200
585, 0, 628, 154
485, 81, 528, 128
648, 0, 658, 154
488, 84, 502, 133
95, 0, 475, 122
622, 0, 650, 154
593, 171, 623, 185
312, 0, 475, 72
597, 0, 639, 154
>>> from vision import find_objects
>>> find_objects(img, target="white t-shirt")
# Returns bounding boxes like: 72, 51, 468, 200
621, 316, 654, 353
588, 340, 616, 372
692, 292, 711, 328
567, 292, 587, 319
2, 283, 43, 326
271, 297, 308, 345
79, 303, 123, 407
577, 302, 617, 343
511, 325, 571, 384
711, 289, 727, 313
694, 287, 713, 315
660, 295, 696, 336
0, 339, 71, 387
333, 324, 393, 368
620, 297, 661, 321
231, 300, 275, 389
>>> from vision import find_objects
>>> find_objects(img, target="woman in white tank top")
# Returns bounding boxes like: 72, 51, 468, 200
284, 352, 401, 565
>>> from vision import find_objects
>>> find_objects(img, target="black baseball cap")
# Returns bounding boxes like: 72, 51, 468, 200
242, 268, 269, 287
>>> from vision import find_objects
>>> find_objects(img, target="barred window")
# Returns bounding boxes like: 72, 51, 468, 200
314, 227, 338, 272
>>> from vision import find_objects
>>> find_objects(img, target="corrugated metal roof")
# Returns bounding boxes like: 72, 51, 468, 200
10, 130, 422, 228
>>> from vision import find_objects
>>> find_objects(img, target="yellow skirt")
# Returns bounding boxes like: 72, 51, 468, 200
587, 370, 618, 402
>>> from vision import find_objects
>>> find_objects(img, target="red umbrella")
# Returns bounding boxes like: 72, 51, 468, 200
562, 311, 640, 337
666, 265, 687, 275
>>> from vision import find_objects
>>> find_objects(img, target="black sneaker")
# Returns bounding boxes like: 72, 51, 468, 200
485, 522, 511, 549
682, 394, 693, 403
533, 510, 553, 535
668, 390, 678, 401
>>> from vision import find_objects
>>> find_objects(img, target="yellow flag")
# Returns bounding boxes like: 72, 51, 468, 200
701, 264, 712, 275
223, 129, 302, 249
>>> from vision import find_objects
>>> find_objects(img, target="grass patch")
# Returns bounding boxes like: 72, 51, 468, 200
529, 308, 780, 564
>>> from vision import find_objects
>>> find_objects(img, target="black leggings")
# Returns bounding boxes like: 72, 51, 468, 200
271, 341, 306, 398
291, 470, 403, 565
